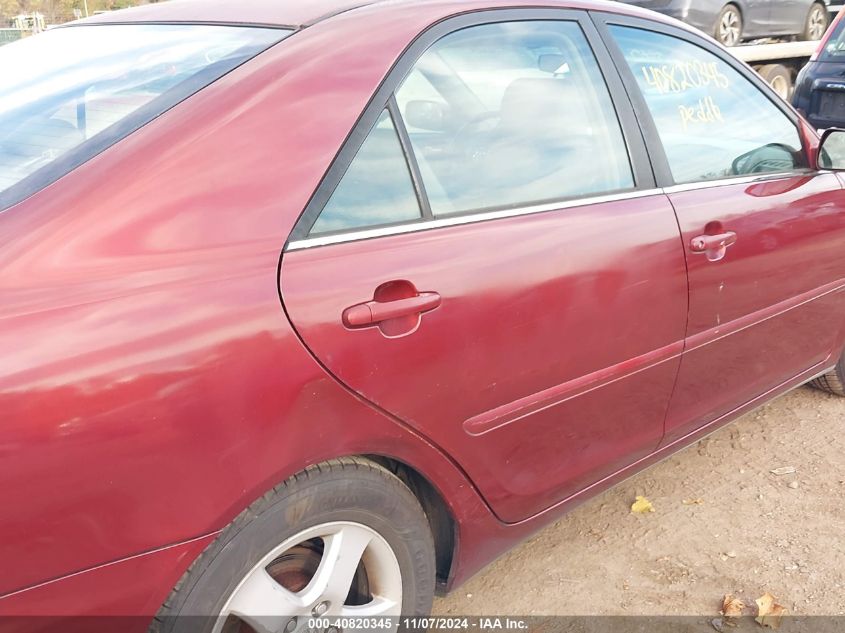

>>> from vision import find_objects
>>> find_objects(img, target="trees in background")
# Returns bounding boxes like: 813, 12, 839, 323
1, 0, 160, 25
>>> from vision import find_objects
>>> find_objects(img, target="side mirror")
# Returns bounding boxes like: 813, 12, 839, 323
731, 143, 798, 175
404, 100, 451, 132
819, 128, 845, 170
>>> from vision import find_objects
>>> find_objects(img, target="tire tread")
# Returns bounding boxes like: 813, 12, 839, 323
810, 355, 845, 396
150, 457, 427, 633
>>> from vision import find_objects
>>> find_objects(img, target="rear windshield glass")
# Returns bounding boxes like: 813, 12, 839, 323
0, 24, 289, 210
820, 16, 845, 60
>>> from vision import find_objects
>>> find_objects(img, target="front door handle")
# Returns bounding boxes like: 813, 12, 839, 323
343, 292, 442, 327
690, 231, 737, 262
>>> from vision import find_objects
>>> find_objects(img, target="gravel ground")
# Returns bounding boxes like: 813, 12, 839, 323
434, 385, 845, 618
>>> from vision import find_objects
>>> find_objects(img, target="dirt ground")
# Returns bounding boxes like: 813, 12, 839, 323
434, 385, 845, 617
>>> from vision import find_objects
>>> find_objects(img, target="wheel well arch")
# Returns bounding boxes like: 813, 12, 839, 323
721, 2, 744, 21
363, 454, 456, 591
808, 0, 829, 24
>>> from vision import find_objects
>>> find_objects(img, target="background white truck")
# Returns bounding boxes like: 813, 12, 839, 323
734, 39, 821, 98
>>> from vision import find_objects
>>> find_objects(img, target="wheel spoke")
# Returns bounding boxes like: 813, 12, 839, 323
341, 596, 401, 618
720, 11, 740, 45
215, 521, 398, 633
810, 9, 826, 39
300, 524, 373, 610
226, 568, 305, 633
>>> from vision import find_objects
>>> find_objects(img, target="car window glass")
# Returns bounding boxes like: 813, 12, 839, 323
609, 25, 805, 184
310, 110, 422, 235
820, 16, 845, 60
395, 69, 449, 135
394, 21, 634, 216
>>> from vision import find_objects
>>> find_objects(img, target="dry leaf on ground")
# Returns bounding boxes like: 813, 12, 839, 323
770, 466, 796, 476
683, 498, 704, 505
722, 594, 745, 618
756, 592, 787, 629
631, 496, 654, 513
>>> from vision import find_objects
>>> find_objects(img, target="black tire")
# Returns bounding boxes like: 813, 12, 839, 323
810, 357, 845, 396
757, 64, 793, 100
802, 2, 830, 41
715, 4, 743, 47
150, 457, 436, 633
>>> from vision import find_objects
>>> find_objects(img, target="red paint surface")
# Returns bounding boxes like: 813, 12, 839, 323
663, 173, 845, 444
0, 535, 215, 626
1, 0, 844, 620
281, 195, 689, 522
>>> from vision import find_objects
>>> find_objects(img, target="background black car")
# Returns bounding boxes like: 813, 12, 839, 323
794, 11, 845, 127
621, 0, 832, 46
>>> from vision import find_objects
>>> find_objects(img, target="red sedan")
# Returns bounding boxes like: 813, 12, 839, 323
2, 0, 845, 630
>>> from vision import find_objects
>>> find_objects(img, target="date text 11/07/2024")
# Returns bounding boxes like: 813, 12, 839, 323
306, 617, 530, 631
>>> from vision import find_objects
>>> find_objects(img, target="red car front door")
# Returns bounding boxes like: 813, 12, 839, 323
604, 18, 845, 446
663, 173, 845, 444
280, 13, 689, 522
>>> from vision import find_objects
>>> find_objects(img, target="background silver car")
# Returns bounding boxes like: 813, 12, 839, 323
621, 0, 833, 45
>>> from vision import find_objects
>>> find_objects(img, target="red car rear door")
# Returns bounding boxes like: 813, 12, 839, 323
601, 15, 845, 446
280, 10, 688, 523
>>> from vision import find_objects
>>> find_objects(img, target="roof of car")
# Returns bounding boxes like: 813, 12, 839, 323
76, 0, 379, 28
76, 0, 664, 29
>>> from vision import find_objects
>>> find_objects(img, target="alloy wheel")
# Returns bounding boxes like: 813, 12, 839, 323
808, 5, 828, 40
769, 74, 790, 99
718, 8, 741, 46
213, 522, 403, 633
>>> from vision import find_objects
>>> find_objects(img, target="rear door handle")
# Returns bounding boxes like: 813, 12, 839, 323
690, 231, 737, 262
343, 292, 442, 327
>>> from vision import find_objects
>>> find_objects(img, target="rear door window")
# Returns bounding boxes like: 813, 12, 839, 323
393, 20, 635, 216
310, 110, 423, 235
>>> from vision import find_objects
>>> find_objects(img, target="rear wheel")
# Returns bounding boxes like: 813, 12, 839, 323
803, 3, 830, 41
151, 458, 436, 633
757, 64, 793, 100
810, 357, 845, 396
716, 5, 743, 46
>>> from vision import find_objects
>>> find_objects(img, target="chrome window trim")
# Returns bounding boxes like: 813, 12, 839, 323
286, 169, 815, 251
286, 188, 663, 251
288, 8, 658, 241
662, 171, 805, 194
